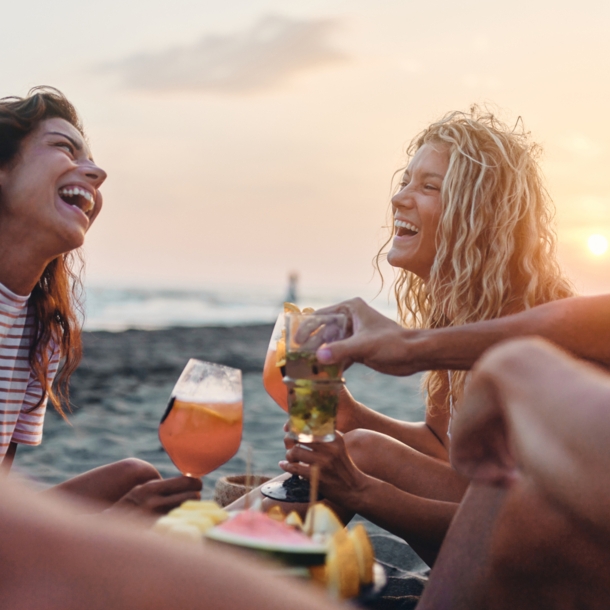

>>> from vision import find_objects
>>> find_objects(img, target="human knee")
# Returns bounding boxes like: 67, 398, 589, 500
115, 458, 161, 487
478, 337, 561, 382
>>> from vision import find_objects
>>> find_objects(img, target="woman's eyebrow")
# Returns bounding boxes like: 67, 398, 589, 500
421, 172, 444, 180
47, 131, 83, 151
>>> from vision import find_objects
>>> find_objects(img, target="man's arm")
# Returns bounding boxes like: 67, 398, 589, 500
315, 295, 610, 376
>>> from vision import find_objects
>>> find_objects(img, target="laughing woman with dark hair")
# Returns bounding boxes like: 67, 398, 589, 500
0, 88, 201, 514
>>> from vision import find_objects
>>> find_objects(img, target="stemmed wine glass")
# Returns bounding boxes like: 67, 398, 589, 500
261, 311, 347, 502
262, 313, 288, 412
159, 359, 243, 481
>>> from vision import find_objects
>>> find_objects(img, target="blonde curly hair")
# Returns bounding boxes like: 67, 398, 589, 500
379, 108, 575, 412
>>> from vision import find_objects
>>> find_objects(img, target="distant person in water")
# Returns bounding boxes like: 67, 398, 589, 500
242, 108, 574, 565
0, 88, 200, 513
285, 271, 299, 304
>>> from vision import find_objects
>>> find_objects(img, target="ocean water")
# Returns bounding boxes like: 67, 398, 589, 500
82, 284, 397, 331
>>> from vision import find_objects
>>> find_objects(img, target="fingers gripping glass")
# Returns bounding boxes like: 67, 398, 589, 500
159, 359, 243, 479
261, 312, 347, 502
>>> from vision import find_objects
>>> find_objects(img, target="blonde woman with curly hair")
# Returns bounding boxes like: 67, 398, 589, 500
270, 108, 574, 565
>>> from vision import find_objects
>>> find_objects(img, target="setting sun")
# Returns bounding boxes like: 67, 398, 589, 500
588, 234, 608, 256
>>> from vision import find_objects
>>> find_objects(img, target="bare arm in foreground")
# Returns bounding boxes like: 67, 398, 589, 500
314, 295, 610, 375
419, 338, 610, 610
0, 478, 340, 610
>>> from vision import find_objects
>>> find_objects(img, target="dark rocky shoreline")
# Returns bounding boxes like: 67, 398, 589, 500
70, 324, 274, 409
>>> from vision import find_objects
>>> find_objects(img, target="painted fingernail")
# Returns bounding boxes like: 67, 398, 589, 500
317, 347, 332, 363
279, 460, 288, 469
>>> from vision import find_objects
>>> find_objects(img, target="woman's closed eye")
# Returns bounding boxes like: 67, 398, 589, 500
54, 141, 75, 157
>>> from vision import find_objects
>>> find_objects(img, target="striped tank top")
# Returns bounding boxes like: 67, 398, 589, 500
0, 282, 59, 460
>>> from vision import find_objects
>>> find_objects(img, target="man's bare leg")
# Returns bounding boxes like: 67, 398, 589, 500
417, 484, 505, 610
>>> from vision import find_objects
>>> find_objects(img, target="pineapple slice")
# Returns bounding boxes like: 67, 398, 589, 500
304, 503, 344, 539
285, 511, 304, 530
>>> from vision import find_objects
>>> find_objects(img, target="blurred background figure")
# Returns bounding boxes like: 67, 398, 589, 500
285, 271, 299, 304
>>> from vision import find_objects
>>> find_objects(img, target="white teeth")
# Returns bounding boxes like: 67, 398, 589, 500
58, 186, 95, 214
394, 219, 419, 233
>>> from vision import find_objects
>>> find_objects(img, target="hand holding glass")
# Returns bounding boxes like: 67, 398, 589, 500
261, 311, 346, 502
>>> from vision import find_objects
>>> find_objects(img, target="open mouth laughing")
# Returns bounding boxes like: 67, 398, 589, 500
58, 186, 95, 216
394, 219, 419, 237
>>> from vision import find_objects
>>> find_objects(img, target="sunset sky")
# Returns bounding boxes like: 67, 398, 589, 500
3, 0, 610, 298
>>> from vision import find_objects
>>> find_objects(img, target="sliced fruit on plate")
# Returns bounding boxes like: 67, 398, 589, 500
326, 528, 361, 599
153, 500, 230, 539
349, 524, 375, 586
267, 505, 286, 522
285, 510, 304, 530
304, 503, 344, 540
207, 510, 322, 550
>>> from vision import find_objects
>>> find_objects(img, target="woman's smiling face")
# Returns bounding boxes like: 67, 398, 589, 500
387, 142, 449, 280
0, 117, 107, 258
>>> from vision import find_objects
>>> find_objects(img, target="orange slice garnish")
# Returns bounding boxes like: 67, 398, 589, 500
284, 302, 301, 314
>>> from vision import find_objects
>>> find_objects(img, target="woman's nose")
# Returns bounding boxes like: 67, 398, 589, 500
82, 161, 107, 188
391, 185, 414, 209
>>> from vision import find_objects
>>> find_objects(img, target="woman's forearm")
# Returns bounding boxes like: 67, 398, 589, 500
347, 401, 447, 459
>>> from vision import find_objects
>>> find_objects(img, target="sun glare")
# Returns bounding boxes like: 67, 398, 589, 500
588, 234, 608, 256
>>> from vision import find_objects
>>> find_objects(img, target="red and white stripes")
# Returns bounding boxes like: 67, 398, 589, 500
0, 283, 59, 460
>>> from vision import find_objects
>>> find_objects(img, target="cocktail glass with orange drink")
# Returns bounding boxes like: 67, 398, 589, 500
159, 359, 243, 479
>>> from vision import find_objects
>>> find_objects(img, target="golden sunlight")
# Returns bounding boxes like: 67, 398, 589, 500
588, 234, 608, 256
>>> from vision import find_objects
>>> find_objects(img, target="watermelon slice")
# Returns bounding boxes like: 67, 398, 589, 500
205, 510, 327, 566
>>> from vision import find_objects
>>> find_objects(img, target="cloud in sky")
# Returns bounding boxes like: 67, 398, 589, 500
100, 14, 348, 94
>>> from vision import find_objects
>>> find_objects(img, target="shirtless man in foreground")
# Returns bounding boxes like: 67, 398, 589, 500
419, 337, 610, 609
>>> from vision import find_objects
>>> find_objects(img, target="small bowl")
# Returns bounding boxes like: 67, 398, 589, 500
214, 474, 271, 507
